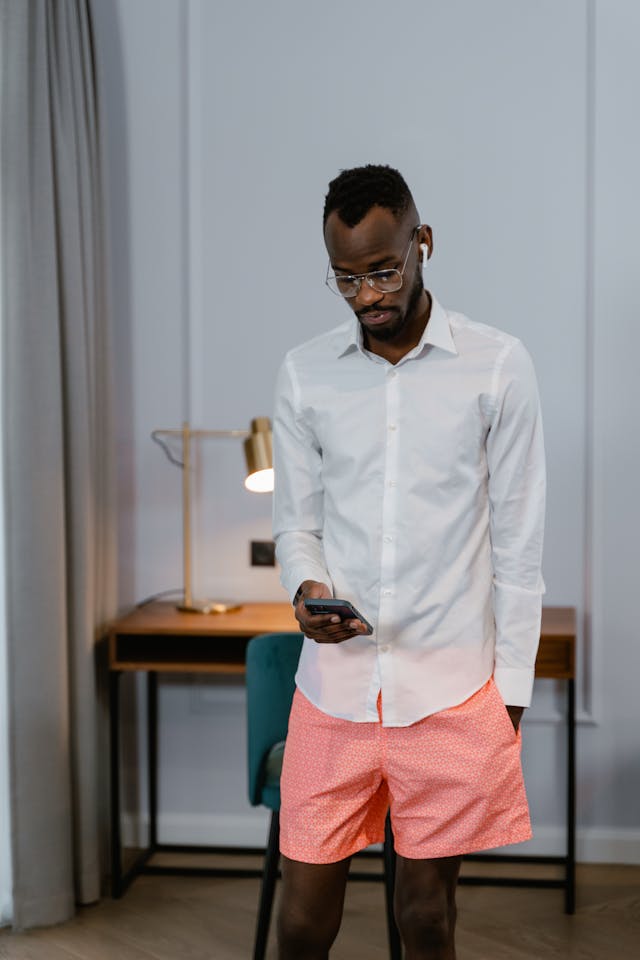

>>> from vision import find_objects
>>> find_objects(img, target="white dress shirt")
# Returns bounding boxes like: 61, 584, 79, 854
272, 295, 545, 727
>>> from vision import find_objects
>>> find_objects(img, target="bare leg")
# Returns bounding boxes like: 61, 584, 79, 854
277, 855, 351, 960
394, 854, 462, 960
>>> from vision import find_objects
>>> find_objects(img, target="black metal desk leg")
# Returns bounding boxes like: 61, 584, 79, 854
110, 669, 123, 897
148, 672, 158, 849
566, 677, 576, 914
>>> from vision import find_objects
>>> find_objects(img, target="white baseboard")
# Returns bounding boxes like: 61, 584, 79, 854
122, 811, 272, 849
121, 814, 640, 865
488, 825, 640, 864
573, 828, 640, 865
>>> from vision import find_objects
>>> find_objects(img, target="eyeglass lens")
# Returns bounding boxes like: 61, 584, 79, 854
331, 270, 402, 297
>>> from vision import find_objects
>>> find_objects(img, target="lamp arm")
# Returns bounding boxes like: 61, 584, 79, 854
153, 428, 250, 439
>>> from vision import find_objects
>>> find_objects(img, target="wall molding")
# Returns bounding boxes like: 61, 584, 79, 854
183, 0, 205, 426
581, 0, 601, 727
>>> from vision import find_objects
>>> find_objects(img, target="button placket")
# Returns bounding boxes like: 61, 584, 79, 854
378, 368, 400, 651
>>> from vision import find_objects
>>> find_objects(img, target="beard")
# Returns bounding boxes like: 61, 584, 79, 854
357, 262, 425, 342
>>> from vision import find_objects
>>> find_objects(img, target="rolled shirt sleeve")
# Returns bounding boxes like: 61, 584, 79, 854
486, 340, 546, 707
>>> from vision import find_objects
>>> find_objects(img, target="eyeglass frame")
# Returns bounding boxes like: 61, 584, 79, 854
325, 226, 420, 299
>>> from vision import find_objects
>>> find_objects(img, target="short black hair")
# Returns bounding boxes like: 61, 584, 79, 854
323, 164, 414, 229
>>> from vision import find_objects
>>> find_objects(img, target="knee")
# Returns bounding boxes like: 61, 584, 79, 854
277, 904, 340, 957
396, 895, 456, 950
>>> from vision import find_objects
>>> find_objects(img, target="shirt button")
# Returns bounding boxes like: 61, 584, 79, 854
382, 589, 392, 597
389, 480, 397, 487
388, 424, 397, 431
380, 645, 390, 653
383, 535, 392, 542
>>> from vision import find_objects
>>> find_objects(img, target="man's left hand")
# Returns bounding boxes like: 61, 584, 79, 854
506, 705, 524, 732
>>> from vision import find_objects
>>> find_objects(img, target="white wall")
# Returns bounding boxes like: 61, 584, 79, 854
92, 0, 640, 862
0, 53, 14, 918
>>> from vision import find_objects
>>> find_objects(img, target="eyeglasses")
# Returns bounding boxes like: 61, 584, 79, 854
325, 228, 418, 299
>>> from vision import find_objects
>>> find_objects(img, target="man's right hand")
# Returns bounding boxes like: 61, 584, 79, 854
293, 580, 368, 643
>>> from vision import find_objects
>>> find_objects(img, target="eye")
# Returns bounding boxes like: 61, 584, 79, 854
373, 270, 397, 281
336, 275, 357, 292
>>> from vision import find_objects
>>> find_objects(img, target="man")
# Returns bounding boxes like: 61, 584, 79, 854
272, 165, 545, 960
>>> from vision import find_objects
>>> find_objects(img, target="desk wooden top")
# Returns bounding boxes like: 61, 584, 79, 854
107, 600, 299, 637
536, 606, 576, 679
107, 602, 575, 679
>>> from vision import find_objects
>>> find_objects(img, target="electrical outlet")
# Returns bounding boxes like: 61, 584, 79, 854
251, 540, 276, 566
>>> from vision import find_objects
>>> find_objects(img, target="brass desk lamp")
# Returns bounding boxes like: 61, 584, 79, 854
152, 417, 274, 613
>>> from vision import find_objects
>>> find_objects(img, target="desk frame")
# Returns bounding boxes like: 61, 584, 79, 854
108, 603, 576, 913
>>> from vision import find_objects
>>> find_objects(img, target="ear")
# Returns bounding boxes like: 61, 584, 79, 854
417, 224, 433, 263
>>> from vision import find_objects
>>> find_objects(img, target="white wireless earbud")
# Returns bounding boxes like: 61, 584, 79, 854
421, 243, 430, 263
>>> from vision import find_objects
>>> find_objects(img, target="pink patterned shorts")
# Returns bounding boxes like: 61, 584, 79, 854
279, 678, 531, 863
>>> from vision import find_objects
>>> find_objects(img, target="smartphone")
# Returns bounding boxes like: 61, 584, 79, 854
303, 598, 374, 635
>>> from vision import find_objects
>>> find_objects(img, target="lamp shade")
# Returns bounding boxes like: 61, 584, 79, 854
244, 417, 274, 492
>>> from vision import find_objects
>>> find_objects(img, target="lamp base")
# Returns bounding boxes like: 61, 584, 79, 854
176, 599, 242, 614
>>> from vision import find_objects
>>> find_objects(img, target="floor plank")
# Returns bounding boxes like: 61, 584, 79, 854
0, 862, 638, 959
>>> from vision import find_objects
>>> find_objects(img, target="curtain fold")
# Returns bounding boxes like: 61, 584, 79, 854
1, 0, 116, 928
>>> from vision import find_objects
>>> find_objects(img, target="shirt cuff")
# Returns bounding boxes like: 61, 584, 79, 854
493, 666, 535, 708
280, 564, 333, 604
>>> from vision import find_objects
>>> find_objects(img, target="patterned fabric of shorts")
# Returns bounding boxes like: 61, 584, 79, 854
279, 678, 531, 863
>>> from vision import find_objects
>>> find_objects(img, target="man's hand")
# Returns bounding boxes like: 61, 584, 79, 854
506, 705, 524, 732
293, 580, 369, 644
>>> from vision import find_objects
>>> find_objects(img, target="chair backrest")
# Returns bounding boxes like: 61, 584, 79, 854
246, 631, 303, 806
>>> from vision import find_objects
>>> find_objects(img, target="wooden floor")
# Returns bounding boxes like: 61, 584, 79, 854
1, 856, 639, 959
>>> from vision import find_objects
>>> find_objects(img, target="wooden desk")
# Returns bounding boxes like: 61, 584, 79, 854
108, 603, 576, 911
109, 601, 299, 674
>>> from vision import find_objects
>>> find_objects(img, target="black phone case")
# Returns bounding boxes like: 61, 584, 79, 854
303, 599, 374, 634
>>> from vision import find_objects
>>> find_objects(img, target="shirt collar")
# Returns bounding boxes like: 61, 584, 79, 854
334, 315, 362, 358
420, 295, 458, 355
335, 293, 458, 359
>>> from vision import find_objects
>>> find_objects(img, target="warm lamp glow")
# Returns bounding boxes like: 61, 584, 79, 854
245, 467, 274, 493
243, 417, 273, 490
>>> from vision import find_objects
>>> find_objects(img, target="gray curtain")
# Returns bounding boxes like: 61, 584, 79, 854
1, 0, 116, 929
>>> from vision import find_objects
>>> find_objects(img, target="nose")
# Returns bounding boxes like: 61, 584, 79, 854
354, 278, 384, 309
